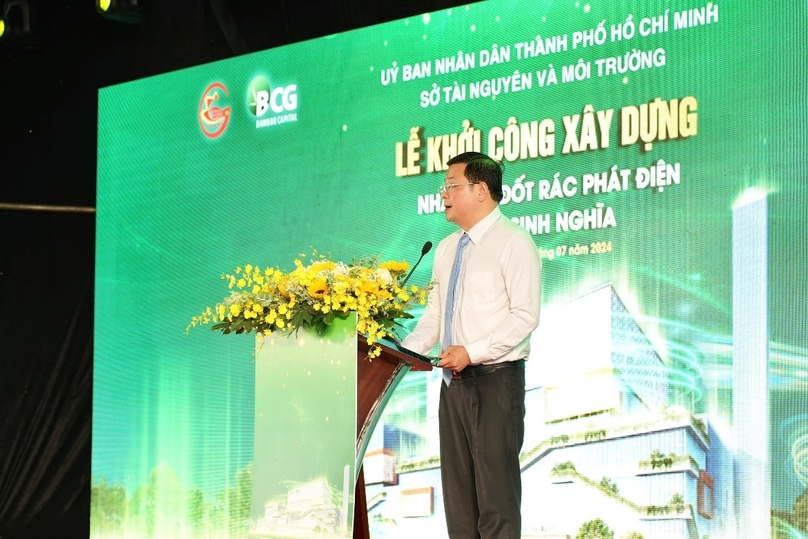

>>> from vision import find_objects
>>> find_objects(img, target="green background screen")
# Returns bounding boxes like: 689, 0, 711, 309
93, 1, 808, 537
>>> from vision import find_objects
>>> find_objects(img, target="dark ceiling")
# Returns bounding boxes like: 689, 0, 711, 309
1, 0, 472, 209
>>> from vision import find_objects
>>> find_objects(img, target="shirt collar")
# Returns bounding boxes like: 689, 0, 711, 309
464, 207, 502, 245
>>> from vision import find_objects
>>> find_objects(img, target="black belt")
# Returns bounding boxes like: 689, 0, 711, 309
454, 359, 525, 379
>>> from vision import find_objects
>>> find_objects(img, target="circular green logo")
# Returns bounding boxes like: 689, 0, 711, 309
247, 76, 272, 117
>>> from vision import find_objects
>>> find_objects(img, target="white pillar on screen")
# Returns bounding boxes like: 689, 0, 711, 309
732, 189, 769, 539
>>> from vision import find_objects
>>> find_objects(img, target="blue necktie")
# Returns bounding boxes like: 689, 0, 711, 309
442, 233, 470, 385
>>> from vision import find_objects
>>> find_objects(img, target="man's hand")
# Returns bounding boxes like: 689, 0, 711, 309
438, 345, 471, 375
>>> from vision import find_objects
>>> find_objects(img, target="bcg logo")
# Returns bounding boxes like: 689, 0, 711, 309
248, 75, 298, 116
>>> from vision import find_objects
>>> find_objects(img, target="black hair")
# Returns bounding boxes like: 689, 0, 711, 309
446, 151, 504, 202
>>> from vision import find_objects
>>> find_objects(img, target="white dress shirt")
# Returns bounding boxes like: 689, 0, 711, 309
403, 207, 542, 365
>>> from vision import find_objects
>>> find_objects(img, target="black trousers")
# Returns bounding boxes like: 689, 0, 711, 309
439, 365, 526, 539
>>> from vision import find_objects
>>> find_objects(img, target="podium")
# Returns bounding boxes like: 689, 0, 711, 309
354, 335, 433, 539
250, 317, 432, 539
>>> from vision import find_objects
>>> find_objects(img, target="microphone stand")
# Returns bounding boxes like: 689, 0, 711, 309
401, 241, 432, 287
393, 241, 432, 343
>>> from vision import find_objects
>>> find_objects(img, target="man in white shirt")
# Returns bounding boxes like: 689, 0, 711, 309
402, 152, 542, 539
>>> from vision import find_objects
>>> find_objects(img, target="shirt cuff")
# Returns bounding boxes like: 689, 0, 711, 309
463, 339, 488, 365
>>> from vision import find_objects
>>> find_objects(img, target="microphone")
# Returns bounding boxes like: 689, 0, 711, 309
401, 241, 433, 286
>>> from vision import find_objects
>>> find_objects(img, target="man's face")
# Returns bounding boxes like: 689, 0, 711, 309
441, 162, 477, 228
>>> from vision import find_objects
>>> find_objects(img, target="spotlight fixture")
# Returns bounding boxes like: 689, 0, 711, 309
0, 0, 40, 46
96, 0, 148, 24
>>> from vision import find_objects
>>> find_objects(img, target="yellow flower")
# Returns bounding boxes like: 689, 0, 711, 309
190, 255, 434, 354
307, 277, 328, 299
357, 281, 380, 296
380, 260, 409, 273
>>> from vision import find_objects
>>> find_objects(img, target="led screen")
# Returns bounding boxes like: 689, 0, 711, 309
93, 1, 808, 538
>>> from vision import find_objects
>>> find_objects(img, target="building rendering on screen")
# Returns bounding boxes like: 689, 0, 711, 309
365, 284, 743, 539
251, 468, 353, 538
732, 190, 770, 538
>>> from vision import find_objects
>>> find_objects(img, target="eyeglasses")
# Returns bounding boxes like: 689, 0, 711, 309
439, 182, 478, 195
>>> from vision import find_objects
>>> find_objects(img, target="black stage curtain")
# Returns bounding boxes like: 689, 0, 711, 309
0, 212, 95, 539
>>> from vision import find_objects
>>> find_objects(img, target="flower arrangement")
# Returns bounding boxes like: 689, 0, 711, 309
187, 253, 432, 358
